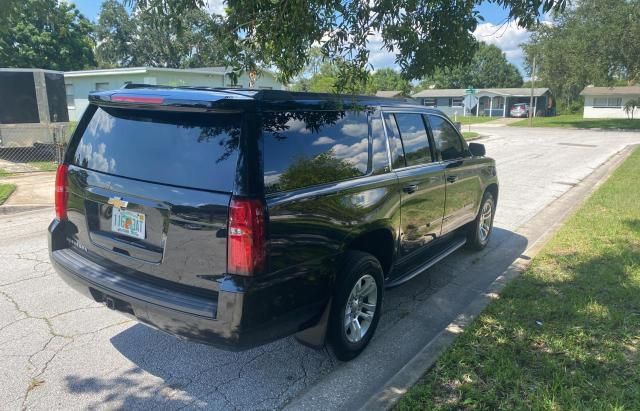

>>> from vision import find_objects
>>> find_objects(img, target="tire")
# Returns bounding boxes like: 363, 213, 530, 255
328, 251, 384, 361
466, 191, 496, 250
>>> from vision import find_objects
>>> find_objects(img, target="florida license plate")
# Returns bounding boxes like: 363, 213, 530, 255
111, 208, 146, 240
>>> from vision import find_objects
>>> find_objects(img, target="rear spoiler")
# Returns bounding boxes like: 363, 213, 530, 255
88, 86, 252, 112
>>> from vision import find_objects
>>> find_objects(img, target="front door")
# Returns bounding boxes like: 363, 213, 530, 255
382, 112, 446, 277
426, 114, 483, 235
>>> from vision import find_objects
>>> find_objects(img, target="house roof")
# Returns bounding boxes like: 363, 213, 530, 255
0, 68, 64, 74
412, 89, 466, 98
64, 67, 229, 78
375, 90, 403, 98
412, 87, 550, 98
580, 86, 640, 96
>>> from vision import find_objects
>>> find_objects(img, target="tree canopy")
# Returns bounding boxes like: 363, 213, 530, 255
0, 0, 95, 70
96, 0, 227, 69
418, 43, 523, 90
523, 0, 640, 111
128, 0, 566, 88
293, 64, 410, 95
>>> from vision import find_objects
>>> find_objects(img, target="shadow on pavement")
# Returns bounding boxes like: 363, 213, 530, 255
64, 227, 527, 410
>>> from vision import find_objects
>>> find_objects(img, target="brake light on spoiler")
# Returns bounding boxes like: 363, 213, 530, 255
111, 95, 165, 104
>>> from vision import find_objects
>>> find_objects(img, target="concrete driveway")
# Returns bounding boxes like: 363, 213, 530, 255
1, 127, 639, 410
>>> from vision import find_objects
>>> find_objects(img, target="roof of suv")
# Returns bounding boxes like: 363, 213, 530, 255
89, 83, 428, 111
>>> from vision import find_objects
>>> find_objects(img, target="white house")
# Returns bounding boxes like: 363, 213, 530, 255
580, 86, 640, 119
64, 67, 286, 121
411, 87, 553, 118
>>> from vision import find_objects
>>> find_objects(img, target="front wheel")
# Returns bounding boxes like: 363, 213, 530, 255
328, 251, 384, 361
466, 191, 495, 250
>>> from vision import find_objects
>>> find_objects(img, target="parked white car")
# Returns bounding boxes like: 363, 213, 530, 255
509, 103, 529, 118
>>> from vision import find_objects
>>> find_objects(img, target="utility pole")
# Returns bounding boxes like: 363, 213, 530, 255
529, 55, 536, 127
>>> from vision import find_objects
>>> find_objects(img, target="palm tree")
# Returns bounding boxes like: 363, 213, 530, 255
623, 98, 639, 120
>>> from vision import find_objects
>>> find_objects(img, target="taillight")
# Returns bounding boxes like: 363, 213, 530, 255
227, 197, 266, 276
55, 164, 69, 220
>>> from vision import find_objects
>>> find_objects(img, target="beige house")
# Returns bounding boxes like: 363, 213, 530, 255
580, 86, 640, 119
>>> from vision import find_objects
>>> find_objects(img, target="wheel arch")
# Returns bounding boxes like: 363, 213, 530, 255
343, 227, 396, 277
485, 182, 499, 204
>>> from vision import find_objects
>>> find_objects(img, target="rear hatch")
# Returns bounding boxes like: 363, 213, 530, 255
63, 92, 244, 292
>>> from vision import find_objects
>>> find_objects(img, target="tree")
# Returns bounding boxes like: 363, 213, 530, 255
523, 0, 640, 111
126, 0, 567, 89
367, 69, 411, 95
418, 43, 523, 89
292, 61, 372, 94
624, 98, 639, 120
293, 64, 410, 95
96, 0, 227, 69
0, 0, 95, 70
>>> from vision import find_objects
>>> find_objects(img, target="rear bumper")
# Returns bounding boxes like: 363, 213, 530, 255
49, 220, 326, 350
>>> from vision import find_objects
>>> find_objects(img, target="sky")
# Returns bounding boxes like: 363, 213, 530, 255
71, 0, 534, 75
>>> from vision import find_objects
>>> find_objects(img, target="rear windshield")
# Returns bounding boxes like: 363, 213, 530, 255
72, 106, 241, 191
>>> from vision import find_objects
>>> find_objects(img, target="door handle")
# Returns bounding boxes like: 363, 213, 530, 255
402, 184, 418, 194
446, 175, 458, 183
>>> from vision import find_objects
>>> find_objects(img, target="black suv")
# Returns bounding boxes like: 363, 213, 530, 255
49, 86, 498, 360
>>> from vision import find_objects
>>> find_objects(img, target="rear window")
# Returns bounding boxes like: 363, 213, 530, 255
72, 106, 241, 191
263, 110, 370, 193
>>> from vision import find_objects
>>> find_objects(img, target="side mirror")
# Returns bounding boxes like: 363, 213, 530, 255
468, 142, 486, 157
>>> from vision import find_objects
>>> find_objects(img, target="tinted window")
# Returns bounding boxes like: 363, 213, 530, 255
382, 113, 405, 169
370, 113, 390, 174
427, 114, 465, 161
263, 110, 369, 193
394, 113, 432, 166
72, 106, 241, 191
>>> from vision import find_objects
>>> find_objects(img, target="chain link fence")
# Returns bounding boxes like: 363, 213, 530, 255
0, 123, 72, 174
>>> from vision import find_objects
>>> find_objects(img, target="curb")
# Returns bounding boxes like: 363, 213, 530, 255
358, 144, 635, 411
0, 204, 51, 215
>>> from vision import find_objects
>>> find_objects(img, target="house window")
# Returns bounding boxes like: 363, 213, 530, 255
451, 97, 464, 107
65, 84, 74, 107
95, 82, 110, 91
593, 97, 622, 108
423, 98, 437, 107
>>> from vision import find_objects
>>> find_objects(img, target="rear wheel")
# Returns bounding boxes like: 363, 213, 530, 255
328, 251, 383, 361
466, 191, 495, 250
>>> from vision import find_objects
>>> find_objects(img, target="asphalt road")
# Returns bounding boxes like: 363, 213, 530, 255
1, 127, 639, 410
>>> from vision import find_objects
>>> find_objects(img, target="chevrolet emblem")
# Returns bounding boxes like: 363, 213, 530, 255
107, 197, 128, 209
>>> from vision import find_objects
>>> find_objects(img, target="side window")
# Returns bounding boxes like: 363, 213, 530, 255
370, 113, 390, 174
394, 113, 433, 167
427, 114, 466, 161
263, 110, 370, 193
382, 112, 405, 169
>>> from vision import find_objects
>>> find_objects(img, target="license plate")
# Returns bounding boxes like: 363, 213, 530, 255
111, 208, 146, 240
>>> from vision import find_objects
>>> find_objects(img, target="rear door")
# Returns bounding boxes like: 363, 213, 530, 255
426, 113, 483, 235
64, 104, 242, 292
383, 111, 446, 277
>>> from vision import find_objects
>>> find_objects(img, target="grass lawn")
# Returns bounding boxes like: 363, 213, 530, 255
455, 116, 499, 125
509, 114, 640, 130
462, 131, 480, 140
0, 168, 10, 177
398, 148, 640, 410
29, 161, 58, 172
0, 184, 16, 205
